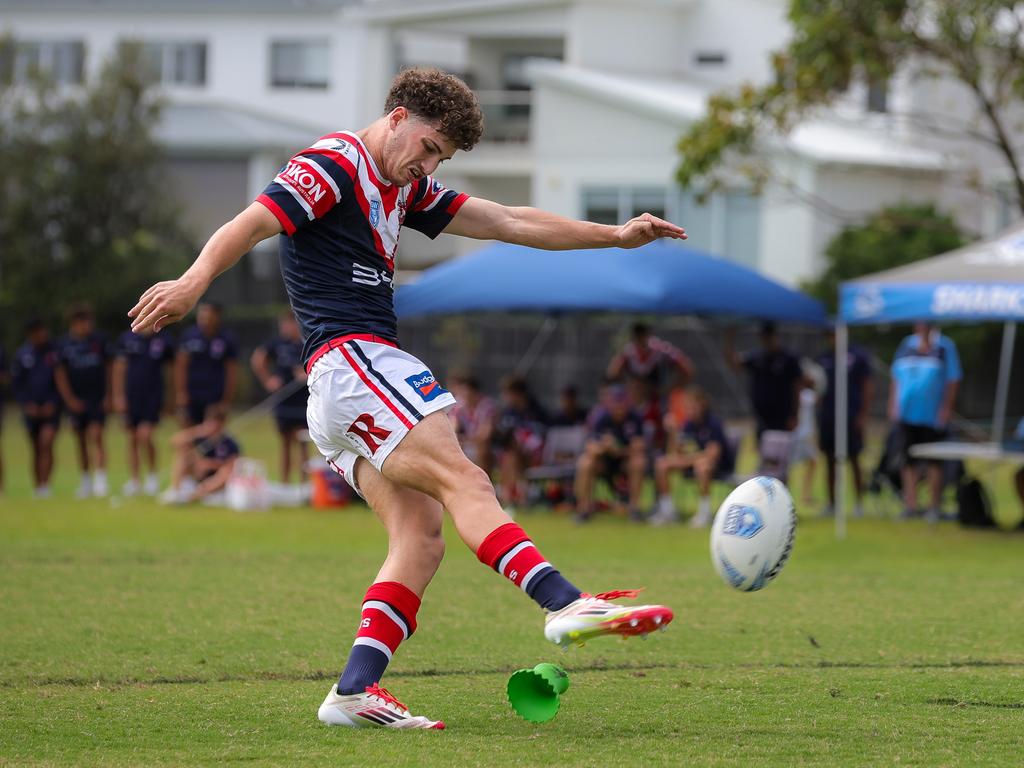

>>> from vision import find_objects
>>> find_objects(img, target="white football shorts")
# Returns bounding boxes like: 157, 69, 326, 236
305, 335, 456, 498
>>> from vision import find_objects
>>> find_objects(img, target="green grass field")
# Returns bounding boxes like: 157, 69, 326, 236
2, 413, 1024, 766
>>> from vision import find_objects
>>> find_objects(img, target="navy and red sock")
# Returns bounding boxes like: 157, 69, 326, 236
476, 522, 581, 611
337, 581, 419, 695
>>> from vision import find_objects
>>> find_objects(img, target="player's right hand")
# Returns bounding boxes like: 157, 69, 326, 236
128, 278, 205, 334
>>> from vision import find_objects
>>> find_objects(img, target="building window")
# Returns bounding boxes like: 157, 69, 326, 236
866, 79, 888, 113
138, 42, 207, 86
583, 186, 761, 266
694, 51, 728, 67
270, 40, 329, 89
2, 40, 85, 85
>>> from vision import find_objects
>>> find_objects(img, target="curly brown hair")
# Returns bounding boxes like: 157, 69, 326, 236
384, 67, 484, 151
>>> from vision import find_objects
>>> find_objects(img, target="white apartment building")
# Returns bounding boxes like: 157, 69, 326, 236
1, 0, 1016, 287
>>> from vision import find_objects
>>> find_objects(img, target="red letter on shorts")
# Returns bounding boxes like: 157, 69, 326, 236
347, 413, 393, 456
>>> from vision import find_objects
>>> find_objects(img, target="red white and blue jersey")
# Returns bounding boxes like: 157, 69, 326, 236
256, 131, 469, 364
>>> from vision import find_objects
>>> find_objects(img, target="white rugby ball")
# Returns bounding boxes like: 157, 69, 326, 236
710, 476, 796, 592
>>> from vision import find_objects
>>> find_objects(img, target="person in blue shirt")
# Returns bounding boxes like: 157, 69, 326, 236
175, 302, 238, 426
817, 328, 874, 518
113, 328, 176, 496
251, 311, 308, 485
12, 320, 61, 498
650, 387, 736, 527
889, 322, 962, 522
55, 305, 112, 498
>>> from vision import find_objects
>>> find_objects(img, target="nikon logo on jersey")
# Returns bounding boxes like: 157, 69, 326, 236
405, 371, 447, 402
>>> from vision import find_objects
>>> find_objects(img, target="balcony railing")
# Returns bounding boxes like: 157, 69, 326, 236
475, 89, 532, 143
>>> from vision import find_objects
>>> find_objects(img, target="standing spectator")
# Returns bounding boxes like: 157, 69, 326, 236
817, 328, 874, 518
12, 321, 61, 498
607, 322, 694, 396
492, 376, 547, 511
724, 322, 802, 438
790, 364, 821, 507
0, 342, 7, 495
54, 305, 112, 498
574, 385, 647, 523
650, 388, 735, 527
548, 385, 587, 427
890, 322, 961, 523
112, 328, 176, 496
175, 302, 238, 426
448, 373, 496, 474
251, 311, 309, 486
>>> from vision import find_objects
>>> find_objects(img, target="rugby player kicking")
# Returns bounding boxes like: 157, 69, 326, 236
129, 68, 684, 731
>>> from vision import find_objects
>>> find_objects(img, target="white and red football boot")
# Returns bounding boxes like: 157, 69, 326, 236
318, 683, 445, 730
544, 589, 674, 648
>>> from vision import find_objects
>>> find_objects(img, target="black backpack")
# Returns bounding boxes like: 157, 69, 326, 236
957, 476, 994, 528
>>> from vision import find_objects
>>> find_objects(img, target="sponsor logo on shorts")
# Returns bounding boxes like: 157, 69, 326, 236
405, 371, 447, 402
347, 413, 392, 456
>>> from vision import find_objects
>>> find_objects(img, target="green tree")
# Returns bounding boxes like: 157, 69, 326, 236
802, 203, 965, 313
676, 0, 1024, 215
0, 40, 193, 345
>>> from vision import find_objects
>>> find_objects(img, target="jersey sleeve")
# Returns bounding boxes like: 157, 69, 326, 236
403, 176, 470, 239
256, 136, 357, 235
223, 333, 239, 361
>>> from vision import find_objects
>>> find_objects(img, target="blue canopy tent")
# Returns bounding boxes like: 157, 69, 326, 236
396, 240, 827, 323
831, 220, 1024, 536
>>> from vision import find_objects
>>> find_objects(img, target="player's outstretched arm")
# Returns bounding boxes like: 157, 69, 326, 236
445, 197, 686, 250
129, 203, 282, 334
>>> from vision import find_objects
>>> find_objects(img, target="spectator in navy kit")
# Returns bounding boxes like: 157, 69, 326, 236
175, 302, 238, 426
574, 385, 647, 523
817, 328, 874, 518
113, 327, 176, 496
251, 311, 308, 485
12, 320, 61, 498
724, 322, 802, 437
55, 305, 112, 498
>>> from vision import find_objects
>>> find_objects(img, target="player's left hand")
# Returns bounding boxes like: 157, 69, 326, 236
615, 213, 687, 249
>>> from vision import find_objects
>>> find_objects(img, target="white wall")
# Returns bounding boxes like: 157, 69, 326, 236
2, 9, 364, 128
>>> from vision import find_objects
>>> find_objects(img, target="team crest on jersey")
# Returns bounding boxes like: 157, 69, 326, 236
369, 199, 381, 228
405, 371, 447, 402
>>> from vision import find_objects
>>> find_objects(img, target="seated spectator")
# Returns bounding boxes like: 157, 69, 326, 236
161, 405, 241, 504
449, 373, 496, 474
548, 385, 587, 428
574, 385, 647, 523
650, 388, 735, 528
492, 376, 546, 511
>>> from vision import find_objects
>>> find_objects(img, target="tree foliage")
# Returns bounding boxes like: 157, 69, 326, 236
0, 41, 193, 345
677, 0, 1024, 213
801, 203, 966, 313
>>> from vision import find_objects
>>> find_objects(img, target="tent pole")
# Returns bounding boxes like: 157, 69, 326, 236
991, 321, 1017, 443
514, 315, 559, 376
834, 323, 849, 540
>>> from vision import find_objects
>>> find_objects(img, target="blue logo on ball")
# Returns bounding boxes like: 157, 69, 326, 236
722, 504, 764, 538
